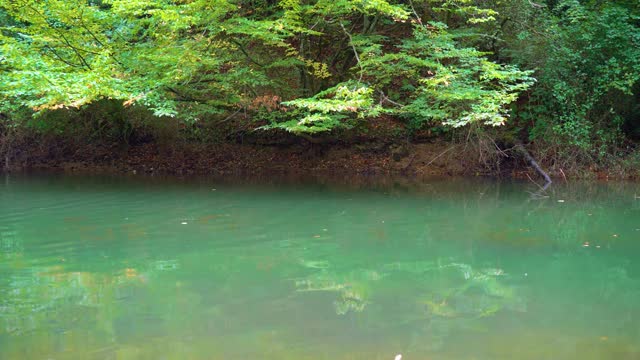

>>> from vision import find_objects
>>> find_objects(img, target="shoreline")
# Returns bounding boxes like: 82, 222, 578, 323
1, 138, 637, 181
0, 139, 475, 177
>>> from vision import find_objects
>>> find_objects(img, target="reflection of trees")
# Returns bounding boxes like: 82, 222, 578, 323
294, 258, 525, 320
1, 264, 151, 336
2, 270, 114, 335
2, 177, 640, 358
295, 268, 383, 315
420, 263, 525, 318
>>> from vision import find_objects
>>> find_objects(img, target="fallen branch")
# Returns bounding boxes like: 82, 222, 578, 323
401, 145, 457, 173
516, 143, 551, 190
425, 145, 457, 167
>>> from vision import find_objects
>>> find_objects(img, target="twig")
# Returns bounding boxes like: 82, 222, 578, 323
425, 145, 457, 167
559, 168, 568, 183
78, 7, 104, 47
525, 173, 543, 190
43, 45, 84, 68
378, 91, 404, 107
408, 0, 423, 25
463, 124, 478, 152
230, 40, 266, 67
528, 0, 546, 8
220, 107, 243, 122
24, 3, 93, 70
401, 153, 417, 173
487, 135, 508, 158
339, 22, 364, 83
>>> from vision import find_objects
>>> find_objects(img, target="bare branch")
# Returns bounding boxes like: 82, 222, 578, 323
339, 22, 364, 84
408, 0, 423, 25
528, 0, 546, 8
378, 91, 404, 107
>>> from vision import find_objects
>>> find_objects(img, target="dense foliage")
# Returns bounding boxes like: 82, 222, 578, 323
496, 0, 640, 163
1, 1, 533, 130
1, 0, 639, 169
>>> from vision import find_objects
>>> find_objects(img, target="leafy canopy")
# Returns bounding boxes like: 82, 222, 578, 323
0, 0, 533, 134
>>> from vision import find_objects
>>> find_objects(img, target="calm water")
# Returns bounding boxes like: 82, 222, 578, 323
1, 174, 640, 360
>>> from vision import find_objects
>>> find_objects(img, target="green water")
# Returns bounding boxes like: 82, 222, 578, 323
1, 175, 640, 360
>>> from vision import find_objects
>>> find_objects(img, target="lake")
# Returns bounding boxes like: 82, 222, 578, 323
1, 174, 639, 359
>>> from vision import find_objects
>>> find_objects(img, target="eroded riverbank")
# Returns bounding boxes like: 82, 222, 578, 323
2, 137, 638, 180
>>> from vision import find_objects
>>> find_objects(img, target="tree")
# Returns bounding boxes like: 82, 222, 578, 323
490, 0, 640, 160
0, 0, 533, 134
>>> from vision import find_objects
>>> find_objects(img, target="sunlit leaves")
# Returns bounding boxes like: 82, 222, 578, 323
426, 0, 498, 24
285, 83, 377, 114
0, 0, 533, 133
261, 83, 383, 134
352, 23, 534, 129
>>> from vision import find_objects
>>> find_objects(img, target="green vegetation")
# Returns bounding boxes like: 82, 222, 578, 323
1, 0, 639, 175
496, 0, 640, 169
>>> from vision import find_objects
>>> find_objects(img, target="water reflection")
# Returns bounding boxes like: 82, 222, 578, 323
1, 174, 640, 359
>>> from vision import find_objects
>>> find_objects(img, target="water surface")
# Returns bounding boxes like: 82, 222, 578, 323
1, 175, 640, 359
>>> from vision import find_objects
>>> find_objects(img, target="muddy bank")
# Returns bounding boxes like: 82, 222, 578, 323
1, 134, 637, 180
1, 138, 501, 177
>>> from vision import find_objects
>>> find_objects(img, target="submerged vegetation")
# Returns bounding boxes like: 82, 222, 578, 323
0, 0, 639, 176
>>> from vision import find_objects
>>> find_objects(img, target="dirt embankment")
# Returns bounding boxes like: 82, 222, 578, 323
0, 137, 497, 177
1, 128, 637, 180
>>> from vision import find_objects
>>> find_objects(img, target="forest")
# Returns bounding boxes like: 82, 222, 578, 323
2, 3, 640, 357
1, 0, 639, 177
